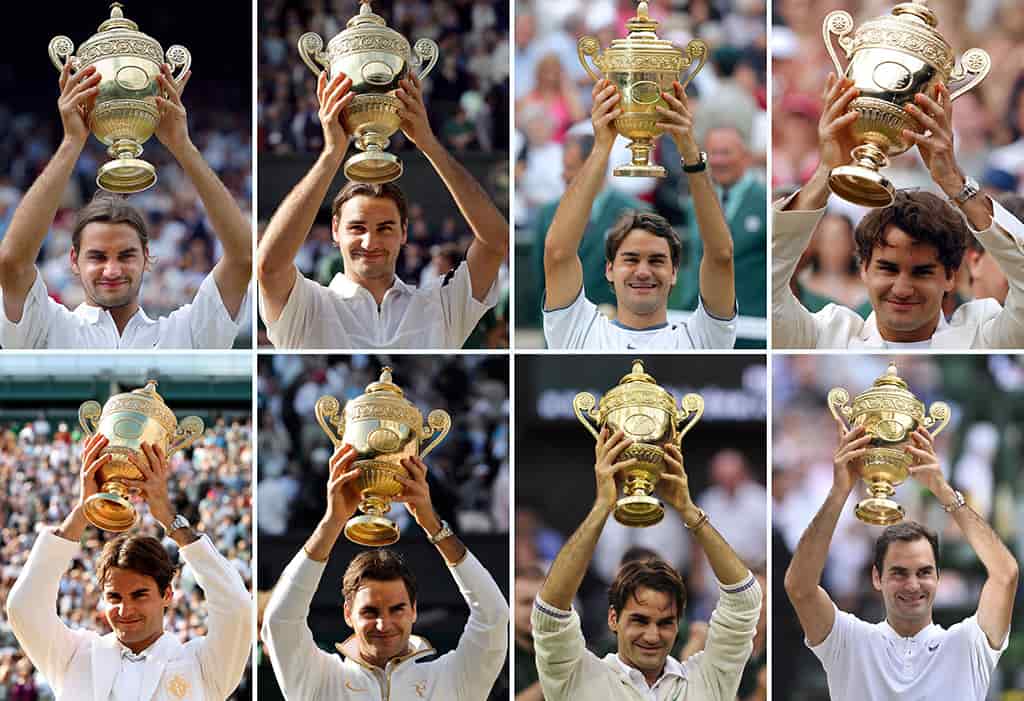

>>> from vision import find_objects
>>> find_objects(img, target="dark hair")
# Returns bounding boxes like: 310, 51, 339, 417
331, 182, 409, 228
96, 535, 178, 596
608, 557, 686, 620
72, 195, 149, 254
342, 549, 417, 605
854, 190, 967, 273
605, 211, 682, 269
873, 521, 940, 576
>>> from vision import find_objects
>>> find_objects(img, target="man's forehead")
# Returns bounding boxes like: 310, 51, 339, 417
352, 578, 411, 605
103, 567, 159, 592
338, 195, 402, 221
624, 587, 677, 616
876, 225, 940, 258
883, 539, 937, 569
617, 230, 671, 255
79, 221, 145, 249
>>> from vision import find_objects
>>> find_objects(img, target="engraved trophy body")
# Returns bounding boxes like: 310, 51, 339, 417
49, 3, 191, 194
573, 360, 703, 527
298, 0, 439, 184
822, 0, 989, 206
828, 363, 951, 525
78, 380, 204, 532
316, 368, 451, 546
578, 1, 707, 177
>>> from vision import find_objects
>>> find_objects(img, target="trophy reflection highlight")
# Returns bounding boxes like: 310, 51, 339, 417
573, 360, 703, 527
822, 0, 990, 206
78, 380, 204, 532
828, 363, 951, 525
316, 368, 451, 546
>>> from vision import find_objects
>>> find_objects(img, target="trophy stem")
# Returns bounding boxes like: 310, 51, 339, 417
83, 480, 138, 532
346, 495, 400, 547
828, 142, 894, 207
855, 479, 904, 526
613, 137, 666, 178
97, 139, 156, 194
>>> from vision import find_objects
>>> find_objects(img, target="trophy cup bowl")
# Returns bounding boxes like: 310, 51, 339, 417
828, 362, 951, 525
78, 380, 204, 532
298, 0, 439, 184
822, 1, 990, 206
316, 367, 451, 546
578, 0, 707, 177
574, 360, 704, 527
48, 3, 191, 194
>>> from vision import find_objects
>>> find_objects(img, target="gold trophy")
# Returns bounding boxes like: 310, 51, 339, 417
298, 0, 439, 184
78, 380, 204, 532
822, 0, 990, 206
828, 363, 951, 525
48, 3, 191, 194
578, 1, 707, 177
316, 367, 451, 546
573, 360, 704, 527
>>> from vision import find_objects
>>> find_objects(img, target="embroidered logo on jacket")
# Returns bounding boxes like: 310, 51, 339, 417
345, 680, 369, 692
166, 675, 190, 699
415, 681, 428, 697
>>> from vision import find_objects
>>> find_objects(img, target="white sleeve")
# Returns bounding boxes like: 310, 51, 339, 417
542, 286, 603, 349
0, 267, 68, 349
162, 272, 242, 349
771, 194, 827, 348
808, 603, 863, 673
261, 267, 320, 349
685, 296, 738, 349
181, 536, 253, 699
439, 261, 499, 348
951, 615, 1008, 695
531, 597, 592, 701
973, 200, 1024, 349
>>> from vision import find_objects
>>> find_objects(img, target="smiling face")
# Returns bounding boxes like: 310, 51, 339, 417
608, 586, 679, 680
343, 578, 418, 668
872, 538, 938, 635
102, 567, 171, 653
70, 222, 148, 310
605, 229, 677, 325
333, 195, 408, 285
860, 225, 956, 342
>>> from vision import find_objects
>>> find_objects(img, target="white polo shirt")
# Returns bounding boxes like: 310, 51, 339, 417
0, 267, 242, 349
542, 286, 737, 349
260, 261, 498, 349
810, 605, 1007, 701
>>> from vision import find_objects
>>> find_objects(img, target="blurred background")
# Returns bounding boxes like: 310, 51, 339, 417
773, 354, 1024, 699
256, 353, 509, 700
515, 354, 767, 701
514, 0, 768, 347
0, 355, 252, 701
257, 0, 510, 348
0, 3, 253, 347
773, 0, 1024, 320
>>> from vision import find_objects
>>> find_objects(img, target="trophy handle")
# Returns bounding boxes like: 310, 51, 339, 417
674, 394, 705, 445
948, 49, 991, 102
314, 395, 345, 447
577, 36, 603, 84
923, 402, 952, 438
297, 32, 329, 77
827, 388, 854, 432
165, 45, 192, 86
412, 38, 439, 81
168, 416, 204, 457
677, 40, 708, 91
822, 11, 855, 77
420, 409, 451, 459
48, 36, 78, 73
78, 400, 101, 437
572, 392, 601, 440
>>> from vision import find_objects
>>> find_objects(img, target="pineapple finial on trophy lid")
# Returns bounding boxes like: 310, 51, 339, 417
365, 366, 404, 396
98, 2, 139, 32
892, 0, 938, 28
348, 0, 386, 28
620, 359, 657, 385
133, 379, 163, 399
626, 0, 660, 35
874, 361, 910, 391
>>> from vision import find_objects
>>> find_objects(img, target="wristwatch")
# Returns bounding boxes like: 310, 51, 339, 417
427, 520, 454, 545
165, 514, 191, 533
682, 151, 708, 173
949, 175, 981, 206
942, 489, 967, 513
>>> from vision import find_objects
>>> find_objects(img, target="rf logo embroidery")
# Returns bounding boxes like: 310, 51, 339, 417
415, 681, 427, 697
166, 675, 190, 699
345, 680, 368, 692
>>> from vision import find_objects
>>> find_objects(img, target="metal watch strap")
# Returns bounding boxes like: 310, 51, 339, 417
682, 151, 708, 173
950, 176, 980, 205
943, 489, 967, 513
427, 520, 454, 545
167, 514, 190, 533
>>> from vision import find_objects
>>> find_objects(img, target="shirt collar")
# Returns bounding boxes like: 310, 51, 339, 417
612, 652, 685, 687
879, 619, 940, 644
861, 311, 949, 346
117, 632, 172, 663
72, 302, 150, 327
328, 273, 412, 300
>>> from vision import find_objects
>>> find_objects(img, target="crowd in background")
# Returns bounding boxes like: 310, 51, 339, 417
0, 415, 253, 701
257, 354, 509, 535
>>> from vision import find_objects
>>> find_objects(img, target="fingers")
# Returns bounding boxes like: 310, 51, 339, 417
65, 70, 102, 104
328, 466, 362, 492
317, 70, 328, 103
82, 433, 109, 465
605, 432, 634, 464
83, 453, 112, 479
823, 79, 858, 125
327, 91, 354, 122
329, 444, 358, 474
320, 72, 351, 109
63, 65, 98, 95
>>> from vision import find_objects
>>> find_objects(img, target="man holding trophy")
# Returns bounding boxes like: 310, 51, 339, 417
531, 428, 761, 700
261, 445, 509, 699
5, 433, 254, 700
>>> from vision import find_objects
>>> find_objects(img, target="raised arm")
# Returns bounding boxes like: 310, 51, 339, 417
543, 79, 619, 311
257, 72, 353, 323
906, 427, 1019, 649
657, 83, 734, 318
396, 75, 508, 302
0, 63, 100, 321
784, 424, 871, 645
154, 65, 251, 318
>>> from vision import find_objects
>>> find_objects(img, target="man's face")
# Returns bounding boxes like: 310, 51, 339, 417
70, 222, 147, 309
343, 578, 417, 667
872, 538, 938, 631
860, 225, 956, 341
965, 249, 1009, 305
706, 128, 750, 188
605, 230, 677, 318
102, 568, 171, 650
608, 586, 679, 678
333, 195, 407, 283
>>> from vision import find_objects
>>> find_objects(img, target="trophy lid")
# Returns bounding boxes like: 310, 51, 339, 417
130, 379, 165, 402
607, 1, 682, 56
98, 3, 140, 33
347, 0, 388, 30
891, 0, 938, 29
852, 362, 922, 410
853, 0, 952, 74
363, 367, 405, 398
871, 362, 911, 392
617, 359, 658, 386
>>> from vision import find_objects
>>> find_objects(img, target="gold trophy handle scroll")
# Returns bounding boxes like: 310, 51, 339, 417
674, 394, 705, 445
315, 395, 346, 448
821, 11, 855, 77
948, 49, 991, 102
826, 388, 854, 432
168, 416, 204, 457
297, 32, 329, 78
572, 392, 601, 440
48, 36, 78, 73
412, 38, 440, 81
577, 36, 603, 84
165, 45, 192, 86
78, 400, 101, 437
678, 40, 708, 91
923, 402, 951, 438
420, 410, 451, 459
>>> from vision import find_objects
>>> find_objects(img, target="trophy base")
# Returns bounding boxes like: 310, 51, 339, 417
83, 492, 138, 533
345, 151, 403, 184
614, 495, 664, 528
97, 159, 157, 194
828, 165, 894, 208
613, 163, 666, 178
855, 496, 904, 526
345, 514, 401, 547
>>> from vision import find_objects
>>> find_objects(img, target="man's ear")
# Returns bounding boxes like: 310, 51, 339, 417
607, 606, 619, 633
70, 248, 80, 276
401, 222, 408, 246
331, 217, 341, 246
871, 565, 882, 592
343, 599, 353, 628
605, 260, 614, 285
943, 265, 958, 292
144, 246, 152, 272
